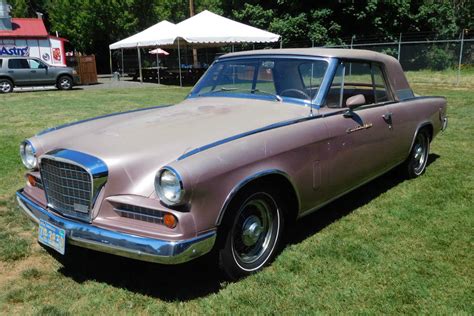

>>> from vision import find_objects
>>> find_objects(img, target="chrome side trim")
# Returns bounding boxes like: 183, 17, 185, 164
216, 169, 300, 226
178, 116, 320, 161
177, 108, 350, 161
16, 190, 216, 264
37, 105, 172, 136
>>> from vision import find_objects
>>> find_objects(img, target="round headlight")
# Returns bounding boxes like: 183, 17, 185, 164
20, 140, 37, 169
155, 167, 184, 206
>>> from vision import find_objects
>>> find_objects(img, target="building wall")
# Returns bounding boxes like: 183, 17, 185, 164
0, 37, 66, 66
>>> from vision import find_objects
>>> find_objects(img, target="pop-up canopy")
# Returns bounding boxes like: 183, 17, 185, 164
109, 20, 177, 50
109, 11, 280, 86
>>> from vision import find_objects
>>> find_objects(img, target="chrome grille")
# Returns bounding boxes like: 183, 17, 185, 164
40, 158, 92, 221
115, 204, 164, 224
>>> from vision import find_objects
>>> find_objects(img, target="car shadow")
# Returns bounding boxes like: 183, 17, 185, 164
13, 86, 84, 93
56, 154, 440, 301
286, 153, 439, 245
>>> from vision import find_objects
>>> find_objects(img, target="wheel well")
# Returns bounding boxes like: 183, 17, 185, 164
57, 74, 72, 82
420, 124, 433, 141
0, 76, 14, 84
219, 172, 300, 227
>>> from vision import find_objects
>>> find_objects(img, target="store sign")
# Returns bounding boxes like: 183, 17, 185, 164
0, 46, 30, 56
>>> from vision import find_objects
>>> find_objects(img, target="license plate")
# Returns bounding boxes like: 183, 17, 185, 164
38, 219, 66, 255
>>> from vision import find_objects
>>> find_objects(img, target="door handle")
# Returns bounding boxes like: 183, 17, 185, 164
382, 112, 393, 129
7, 70, 14, 73
30, 70, 37, 73
382, 112, 392, 121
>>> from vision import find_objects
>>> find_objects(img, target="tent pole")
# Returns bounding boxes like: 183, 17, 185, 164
121, 48, 124, 76
137, 47, 143, 83
156, 52, 160, 85
178, 38, 183, 87
109, 49, 113, 76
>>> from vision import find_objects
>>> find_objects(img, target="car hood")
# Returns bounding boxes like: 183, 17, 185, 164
32, 97, 309, 196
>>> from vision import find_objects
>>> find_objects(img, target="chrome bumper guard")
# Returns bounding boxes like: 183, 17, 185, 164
442, 117, 448, 131
16, 190, 216, 264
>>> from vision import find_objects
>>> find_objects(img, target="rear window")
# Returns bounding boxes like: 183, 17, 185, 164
8, 58, 29, 69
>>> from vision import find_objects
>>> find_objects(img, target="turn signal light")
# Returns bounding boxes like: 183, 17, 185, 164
27, 174, 37, 187
163, 213, 177, 229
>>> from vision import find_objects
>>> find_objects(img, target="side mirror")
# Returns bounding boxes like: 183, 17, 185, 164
343, 94, 366, 118
346, 94, 366, 110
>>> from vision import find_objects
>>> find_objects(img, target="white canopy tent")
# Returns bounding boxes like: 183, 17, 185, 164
109, 20, 177, 82
174, 10, 280, 45
109, 11, 281, 86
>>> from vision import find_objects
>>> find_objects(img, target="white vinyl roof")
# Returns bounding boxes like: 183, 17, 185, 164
109, 11, 280, 50
109, 20, 177, 50
175, 10, 280, 44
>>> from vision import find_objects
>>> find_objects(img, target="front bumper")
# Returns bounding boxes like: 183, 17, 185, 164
16, 190, 216, 264
73, 75, 80, 85
442, 117, 448, 131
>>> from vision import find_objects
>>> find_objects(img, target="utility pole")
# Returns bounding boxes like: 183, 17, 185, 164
189, 0, 199, 68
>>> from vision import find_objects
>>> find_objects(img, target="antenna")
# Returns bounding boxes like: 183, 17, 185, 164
309, 62, 314, 117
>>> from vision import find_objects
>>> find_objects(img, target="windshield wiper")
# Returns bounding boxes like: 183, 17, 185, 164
200, 87, 239, 96
251, 88, 282, 102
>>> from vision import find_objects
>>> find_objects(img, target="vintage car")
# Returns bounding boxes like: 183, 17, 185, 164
16, 48, 447, 279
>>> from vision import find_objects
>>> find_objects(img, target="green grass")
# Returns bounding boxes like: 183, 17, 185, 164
0, 77, 472, 314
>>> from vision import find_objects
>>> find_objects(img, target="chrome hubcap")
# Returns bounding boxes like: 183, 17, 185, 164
231, 194, 276, 265
242, 215, 263, 247
1, 82, 11, 92
413, 134, 428, 174
60, 79, 71, 89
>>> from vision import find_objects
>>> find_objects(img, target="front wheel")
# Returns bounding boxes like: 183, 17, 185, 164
0, 78, 14, 93
218, 186, 285, 280
403, 129, 430, 179
57, 76, 73, 90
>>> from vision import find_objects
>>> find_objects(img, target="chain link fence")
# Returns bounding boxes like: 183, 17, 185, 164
114, 32, 473, 86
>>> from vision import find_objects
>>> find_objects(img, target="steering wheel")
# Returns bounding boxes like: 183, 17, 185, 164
279, 88, 310, 100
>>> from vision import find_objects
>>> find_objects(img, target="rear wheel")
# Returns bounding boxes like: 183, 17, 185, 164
218, 185, 285, 280
0, 78, 13, 93
57, 76, 73, 90
403, 129, 430, 178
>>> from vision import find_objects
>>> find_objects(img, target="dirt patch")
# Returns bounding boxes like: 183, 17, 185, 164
0, 244, 54, 289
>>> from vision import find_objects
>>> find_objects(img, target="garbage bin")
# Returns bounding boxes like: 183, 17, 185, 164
112, 71, 121, 81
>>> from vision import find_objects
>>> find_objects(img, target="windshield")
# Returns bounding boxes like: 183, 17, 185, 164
189, 57, 328, 104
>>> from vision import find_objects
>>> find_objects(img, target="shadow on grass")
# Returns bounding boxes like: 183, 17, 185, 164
12, 87, 85, 93
286, 153, 439, 246
54, 154, 439, 301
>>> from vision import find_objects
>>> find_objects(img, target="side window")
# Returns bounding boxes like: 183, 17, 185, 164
372, 65, 390, 102
324, 61, 392, 108
8, 58, 30, 69
29, 59, 46, 69
0, 59, 3, 68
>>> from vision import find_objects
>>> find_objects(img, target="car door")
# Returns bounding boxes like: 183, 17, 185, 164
7, 58, 31, 85
28, 58, 52, 85
322, 60, 399, 196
